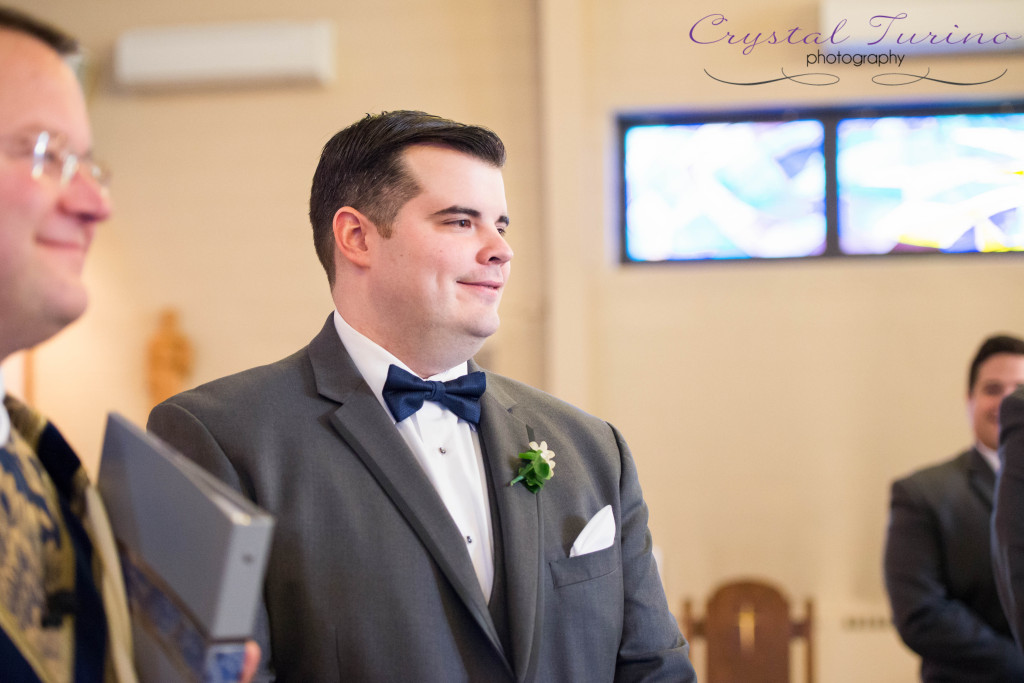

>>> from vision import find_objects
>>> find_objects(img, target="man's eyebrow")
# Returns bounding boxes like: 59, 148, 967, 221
9, 125, 94, 157
431, 205, 510, 226
431, 205, 480, 219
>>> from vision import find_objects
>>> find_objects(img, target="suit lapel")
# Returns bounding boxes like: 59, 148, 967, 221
968, 448, 996, 508
476, 371, 543, 683
306, 318, 511, 671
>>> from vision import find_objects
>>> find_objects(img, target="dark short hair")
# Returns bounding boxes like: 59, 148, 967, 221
0, 6, 78, 55
968, 334, 1024, 393
309, 110, 506, 286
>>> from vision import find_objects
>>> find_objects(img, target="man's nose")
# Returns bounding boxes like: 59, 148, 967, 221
59, 168, 112, 223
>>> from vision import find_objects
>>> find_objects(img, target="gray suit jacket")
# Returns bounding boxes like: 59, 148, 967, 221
147, 316, 694, 682
994, 387, 1024, 651
884, 448, 1024, 682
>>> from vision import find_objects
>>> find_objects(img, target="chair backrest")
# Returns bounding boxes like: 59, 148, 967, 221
683, 578, 814, 683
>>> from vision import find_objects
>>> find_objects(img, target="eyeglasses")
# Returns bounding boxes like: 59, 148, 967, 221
0, 130, 111, 189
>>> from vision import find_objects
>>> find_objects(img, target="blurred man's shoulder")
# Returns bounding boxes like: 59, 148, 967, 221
894, 449, 975, 494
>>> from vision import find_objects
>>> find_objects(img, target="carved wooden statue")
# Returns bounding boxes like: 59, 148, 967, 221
147, 308, 193, 406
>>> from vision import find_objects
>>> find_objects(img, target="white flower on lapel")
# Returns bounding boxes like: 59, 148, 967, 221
531, 441, 556, 469
509, 440, 556, 493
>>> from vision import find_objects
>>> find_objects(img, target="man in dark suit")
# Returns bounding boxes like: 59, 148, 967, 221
148, 111, 695, 681
884, 334, 1024, 681
993, 386, 1024, 649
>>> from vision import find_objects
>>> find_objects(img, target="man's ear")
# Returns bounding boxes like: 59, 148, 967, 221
333, 207, 374, 268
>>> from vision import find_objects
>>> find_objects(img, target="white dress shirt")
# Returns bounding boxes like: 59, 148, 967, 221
332, 311, 495, 600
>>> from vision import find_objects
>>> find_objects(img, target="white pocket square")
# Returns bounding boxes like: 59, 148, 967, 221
570, 504, 615, 557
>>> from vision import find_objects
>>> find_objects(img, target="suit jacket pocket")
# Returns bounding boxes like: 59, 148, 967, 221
549, 545, 619, 588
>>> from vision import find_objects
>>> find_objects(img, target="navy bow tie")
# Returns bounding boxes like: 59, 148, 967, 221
382, 365, 486, 424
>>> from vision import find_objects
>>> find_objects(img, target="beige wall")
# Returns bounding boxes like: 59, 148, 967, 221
539, 1, 1024, 679
12, 0, 1024, 680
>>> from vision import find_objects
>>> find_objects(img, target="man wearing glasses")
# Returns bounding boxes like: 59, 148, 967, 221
0, 8, 263, 682
0, 8, 123, 681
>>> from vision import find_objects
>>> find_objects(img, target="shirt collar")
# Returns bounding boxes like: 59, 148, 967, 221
977, 441, 1000, 473
332, 310, 468, 419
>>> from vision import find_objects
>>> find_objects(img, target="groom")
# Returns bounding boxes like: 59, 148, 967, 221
148, 110, 695, 681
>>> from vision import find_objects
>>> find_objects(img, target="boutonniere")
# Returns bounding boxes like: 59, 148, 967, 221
509, 440, 556, 493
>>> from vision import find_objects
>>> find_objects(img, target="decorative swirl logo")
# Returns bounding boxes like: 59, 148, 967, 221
703, 68, 840, 86
705, 67, 1009, 86
872, 68, 1008, 86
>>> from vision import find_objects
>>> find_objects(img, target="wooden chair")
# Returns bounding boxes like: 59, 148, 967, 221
682, 578, 814, 683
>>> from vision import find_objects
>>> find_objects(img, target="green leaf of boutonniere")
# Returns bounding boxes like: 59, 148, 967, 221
510, 440, 556, 493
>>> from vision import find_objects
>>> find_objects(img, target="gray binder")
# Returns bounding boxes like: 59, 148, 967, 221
99, 413, 275, 683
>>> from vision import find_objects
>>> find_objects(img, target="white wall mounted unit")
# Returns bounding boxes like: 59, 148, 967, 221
820, 0, 1024, 55
114, 20, 335, 90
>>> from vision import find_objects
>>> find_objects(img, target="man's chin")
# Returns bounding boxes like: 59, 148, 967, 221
21, 301, 87, 351
452, 326, 498, 360
469, 312, 500, 338
49, 286, 89, 329
470, 326, 499, 346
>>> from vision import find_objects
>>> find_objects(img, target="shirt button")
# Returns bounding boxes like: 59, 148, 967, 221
439, 446, 447, 455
